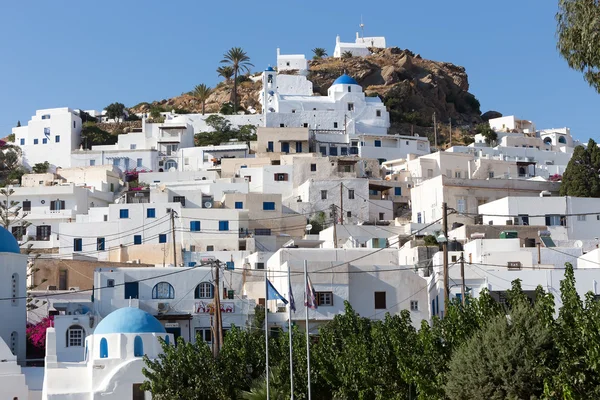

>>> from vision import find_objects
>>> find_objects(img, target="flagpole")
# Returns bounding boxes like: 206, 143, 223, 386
304, 260, 312, 400
265, 271, 270, 399
288, 263, 294, 400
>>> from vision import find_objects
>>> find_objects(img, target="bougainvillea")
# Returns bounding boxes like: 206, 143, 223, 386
26, 315, 54, 349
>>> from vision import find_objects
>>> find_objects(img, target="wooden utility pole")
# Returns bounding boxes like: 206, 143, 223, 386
331, 204, 338, 249
442, 202, 449, 317
212, 260, 223, 357
460, 251, 465, 307
449, 118, 452, 148
340, 182, 344, 225
433, 112, 438, 150
170, 209, 177, 267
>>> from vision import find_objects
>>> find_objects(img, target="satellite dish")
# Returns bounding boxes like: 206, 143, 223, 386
574, 240, 583, 248
306, 224, 313, 232
204, 202, 213, 209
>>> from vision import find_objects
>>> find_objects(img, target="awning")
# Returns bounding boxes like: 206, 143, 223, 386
154, 313, 192, 321
369, 182, 393, 192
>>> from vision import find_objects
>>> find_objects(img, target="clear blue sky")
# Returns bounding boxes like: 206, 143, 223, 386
1, 0, 599, 142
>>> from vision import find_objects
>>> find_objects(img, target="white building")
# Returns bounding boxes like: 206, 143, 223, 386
14, 108, 83, 170
276, 48, 308, 74
43, 307, 172, 399
0, 227, 27, 363
0, 338, 30, 400
333, 33, 386, 58
478, 196, 600, 241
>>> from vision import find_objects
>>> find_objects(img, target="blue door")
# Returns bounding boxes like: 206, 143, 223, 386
281, 142, 290, 153
296, 141, 302, 153
166, 327, 181, 345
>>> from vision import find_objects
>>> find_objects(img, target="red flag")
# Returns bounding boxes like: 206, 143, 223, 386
304, 274, 318, 310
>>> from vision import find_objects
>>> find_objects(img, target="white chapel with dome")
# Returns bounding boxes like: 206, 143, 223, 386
43, 307, 172, 400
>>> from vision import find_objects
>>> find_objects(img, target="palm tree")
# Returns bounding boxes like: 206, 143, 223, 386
192, 84, 212, 115
341, 51, 353, 59
312, 47, 327, 59
220, 47, 254, 113
217, 65, 234, 83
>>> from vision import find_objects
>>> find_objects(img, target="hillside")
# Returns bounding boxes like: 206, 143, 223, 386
130, 47, 491, 145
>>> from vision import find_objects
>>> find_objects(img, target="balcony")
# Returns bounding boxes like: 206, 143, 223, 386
157, 130, 183, 143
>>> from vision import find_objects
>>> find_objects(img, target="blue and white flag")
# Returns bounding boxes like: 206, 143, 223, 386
267, 279, 288, 304
289, 281, 296, 312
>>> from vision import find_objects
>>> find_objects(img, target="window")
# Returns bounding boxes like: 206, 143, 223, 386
67, 325, 84, 347
417, 212, 422, 224
347, 211, 351, 218
255, 229, 272, 236
374, 140, 381, 147
410, 300, 419, 311
321, 190, 328, 200
374, 291, 387, 309
274, 173, 288, 181
107, 279, 115, 287
456, 198, 466, 213
124, 282, 139, 299
50, 200, 65, 211
190, 221, 201, 231
152, 282, 175, 299
348, 189, 355, 199
545, 214, 566, 226
394, 187, 402, 196
20, 138, 25, 145
577, 214, 586, 222
219, 221, 229, 231
348, 86, 352, 92
488, 171, 494, 179
379, 212, 384, 221
130, 144, 137, 150
189, 245, 195, 252
267, 140, 275, 152
146, 208, 156, 218
558, 136, 567, 144
319, 146, 327, 156
159, 234, 167, 243
34, 139, 38, 145
329, 147, 338, 156
44, 127, 50, 135
296, 141, 303, 153
376, 110, 382, 117
90, 160, 95, 166
235, 201, 243, 209
42, 114, 50, 120
99, 337, 108, 358
133, 235, 142, 245
333, 122, 338, 129
73, 121, 76, 129
173, 196, 186, 206
119, 209, 129, 219
97, 238, 105, 251
134, 336, 144, 357
195, 282, 214, 299
206, 245, 214, 251
55, 135, 60, 143
137, 158, 142, 168
112, 158, 119, 167
310, 163, 317, 172
22, 200, 31, 212
347, 103, 354, 111
11, 226, 25, 241
518, 214, 530, 225
455, 171, 462, 178
73, 238, 82, 252
196, 328, 212, 344
263, 202, 275, 211
340, 147, 348, 155
256, 262, 265, 270
42, 138, 47, 144
281, 142, 290, 153
316, 292, 333, 306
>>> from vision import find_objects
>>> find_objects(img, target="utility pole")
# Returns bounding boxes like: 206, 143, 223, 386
449, 118, 452, 148
170, 209, 177, 267
442, 202, 449, 317
433, 112, 437, 150
331, 204, 338, 249
340, 182, 344, 225
212, 260, 223, 357
460, 251, 465, 307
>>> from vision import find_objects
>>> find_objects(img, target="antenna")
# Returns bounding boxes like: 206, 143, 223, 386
360, 15, 365, 39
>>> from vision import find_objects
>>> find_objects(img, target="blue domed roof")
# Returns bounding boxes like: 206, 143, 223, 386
0, 226, 20, 254
95, 307, 166, 335
265, 66, 274, 71
332, 74, 358, 85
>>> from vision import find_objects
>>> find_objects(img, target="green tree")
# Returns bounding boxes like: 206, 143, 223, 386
6, 133, 15, 143
221, 47, 254, 113
311, 48, 327, 60
32, 162, 50, 174
556, 0, 600, 93
80, 122, 117, 149
193, 83, 213, 115
217, 65, 234, 82
475, 122, 497, 145
237, 124, 257, 144
241, 367, 287, 400
0, 145, 24, 186
587, 138, 600, 172
341, 51, 353, 59
142, 336, 226, 400
560, 144, 600, 197
220, 102, 235, 115
104, 102, 125, 122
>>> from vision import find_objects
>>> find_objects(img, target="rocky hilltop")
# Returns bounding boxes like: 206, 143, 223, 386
130, 47, 487, 140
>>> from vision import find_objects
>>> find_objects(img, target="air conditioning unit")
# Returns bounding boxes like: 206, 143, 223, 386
157, 302, 170, 313
69, 287, 80, 291
48, 285, 57, 290
202, 197, 214, 208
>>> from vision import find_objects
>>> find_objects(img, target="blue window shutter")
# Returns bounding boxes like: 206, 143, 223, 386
159, 234, 167, 243
74, 238, 82, 252
147, 208, 156, 218
395, 187, 401, 196
235, 202, 243, 209
219, 221, 229, 231
263, 202, 275, 211
226, 261, 234, 270
100, 338, 108, 358
190, 221, 200, 231
120, 209, 129, 219
134, 336, 144, 357
134, 235, 142, 245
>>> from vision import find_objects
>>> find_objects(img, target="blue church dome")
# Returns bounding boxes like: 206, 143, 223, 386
265, 66, 275, 71
332, 74, 358, 86
0, 226, 20, 254
95, 307, 166, 335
